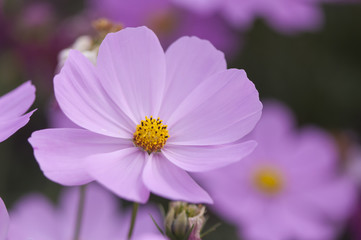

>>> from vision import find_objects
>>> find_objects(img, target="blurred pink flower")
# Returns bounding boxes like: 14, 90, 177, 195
87, 0, 238, 54
0, 81, 35, 142
194, 101, 356, 240
29, 27, 262, 204
0, 198, 9, 240
138, 233, 167, 240
173, 0, 324, 33
8, 183, 162, 240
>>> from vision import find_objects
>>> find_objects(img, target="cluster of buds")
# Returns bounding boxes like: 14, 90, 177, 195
165, 201, 206, 240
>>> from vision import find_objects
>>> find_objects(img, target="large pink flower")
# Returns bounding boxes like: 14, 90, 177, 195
29, 27, 262, 204
194, 102, 356, 240
0, 198, 9, 240
0, 81, 36, 142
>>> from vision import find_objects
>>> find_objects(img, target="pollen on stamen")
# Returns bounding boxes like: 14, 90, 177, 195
133, 116, 169, 154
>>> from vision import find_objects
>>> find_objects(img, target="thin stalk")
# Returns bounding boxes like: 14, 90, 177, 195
127, 202, 139, 240
73, 185, 87, 240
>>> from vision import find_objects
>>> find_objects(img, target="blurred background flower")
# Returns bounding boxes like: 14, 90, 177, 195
0, 0, 360, 239
194, 102, 356, 240
0, 198, 9, 240
86, 0, 238, 54
172, 0, 324, 34
8, 183, 162, 240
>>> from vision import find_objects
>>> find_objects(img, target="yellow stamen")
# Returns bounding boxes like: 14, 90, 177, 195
133, 116, 169, 154
253, 167, 283, 194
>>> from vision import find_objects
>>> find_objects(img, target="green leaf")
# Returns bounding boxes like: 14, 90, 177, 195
149, 214, 165, 235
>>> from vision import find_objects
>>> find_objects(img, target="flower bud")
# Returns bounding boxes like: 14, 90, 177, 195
57, 18, 123, 71
165, 201, 206, 240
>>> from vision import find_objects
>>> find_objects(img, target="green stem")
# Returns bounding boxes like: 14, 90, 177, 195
127, 202, 139, 240
73, 185, 87, 240
200, 222, 222, 238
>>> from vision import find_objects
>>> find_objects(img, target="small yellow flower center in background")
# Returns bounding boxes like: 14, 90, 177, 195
133, 116, 169, 154
253, 167, 283, 195
148, 9, 177, 35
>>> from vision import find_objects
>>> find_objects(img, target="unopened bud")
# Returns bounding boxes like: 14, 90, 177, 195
165, 201, 206, 240
92, 18, 123, 39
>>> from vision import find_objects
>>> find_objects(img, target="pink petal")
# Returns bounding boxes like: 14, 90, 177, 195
137, 233, 167, 240
247, 101, 295, 143
55, 50, 134, 138
96, 26, 166, 122
286, 127, 339, 186
58, 184, 122, 239
86, 148, 150, 203
162, 141, 257, 172
8, 194, 58, 239
265, 1, 323, 33
293, 178, 356, 221
276, 203, 334, 240
143, 153, 212, 203
0, 110, 35, 142
0, 81, 35, 119
29, 128, 131, 186
242, 218, 287, 240
172, 0, 221, 14
167, 69, 262, 145
159, 36, 226, 120
0, 198, 9, 240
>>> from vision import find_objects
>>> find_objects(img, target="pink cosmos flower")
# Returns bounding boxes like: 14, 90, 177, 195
0, 198, 9, 240
194, 102, 356, 240
0, 81, 35, 142
8, 183, 162, 240
29, 26, 262, 204
173, 0, 324, 33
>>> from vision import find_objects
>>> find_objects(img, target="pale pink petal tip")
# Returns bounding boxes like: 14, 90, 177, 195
86, 148, 150, 203
163, 140, 257, 172
0, 81, 36, 142
143, 154, 213, 204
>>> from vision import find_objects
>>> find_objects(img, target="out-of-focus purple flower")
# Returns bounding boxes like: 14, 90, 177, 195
344, 139, 361, 186
0, 198, 9, 240
173, 0, 324, 33
8, 183, 162, 240
340, 135, 361, 240
29, 27, 262, 204
138, 233, 168, 240
195, 101, 356, 240
0, 81, 35, 142
350, 196, 361, 240
20, 2, 55, 29
1, 1, 91, 92
87, 0, 238, 54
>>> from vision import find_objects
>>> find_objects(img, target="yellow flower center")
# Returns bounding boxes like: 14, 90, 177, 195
133, 116, 169, 154
253, 167, 283, 194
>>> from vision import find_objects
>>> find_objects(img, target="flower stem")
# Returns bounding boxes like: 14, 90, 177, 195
127, 202, 139, 240
73, 185, 87, 240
